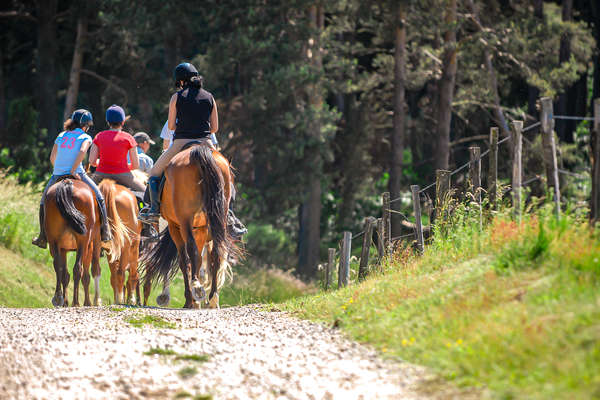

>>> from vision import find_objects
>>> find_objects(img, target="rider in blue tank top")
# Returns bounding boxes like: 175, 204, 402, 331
32, 109, 112, 249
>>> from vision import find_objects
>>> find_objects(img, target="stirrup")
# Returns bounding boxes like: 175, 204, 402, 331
139, 207, 160, 222
32, 236, 48, 249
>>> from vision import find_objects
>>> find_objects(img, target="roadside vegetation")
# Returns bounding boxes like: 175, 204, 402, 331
0, 172, 311, 308
283, 200, 600, 399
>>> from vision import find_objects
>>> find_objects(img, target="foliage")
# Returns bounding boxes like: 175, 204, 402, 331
282, 204, 600, 399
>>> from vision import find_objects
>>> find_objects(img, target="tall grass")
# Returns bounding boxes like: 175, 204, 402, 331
283, 200, 600, 399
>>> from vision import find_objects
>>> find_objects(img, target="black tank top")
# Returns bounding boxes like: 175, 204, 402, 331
173, 87, 214, 140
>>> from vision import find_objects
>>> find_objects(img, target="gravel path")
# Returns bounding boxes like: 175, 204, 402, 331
0, 306, 431, 400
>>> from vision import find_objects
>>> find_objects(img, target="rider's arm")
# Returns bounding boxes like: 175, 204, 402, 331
70, 140, 91, 176
128, 147, 140, 170
88, 143, 99, 167
50, 144, 58, 166
162, 139, 170, 151
168, 94, 177, 131
210, 100, 219, 134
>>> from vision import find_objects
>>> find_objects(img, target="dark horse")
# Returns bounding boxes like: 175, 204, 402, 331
141, 144, 238, 308
44, 177, 102, 307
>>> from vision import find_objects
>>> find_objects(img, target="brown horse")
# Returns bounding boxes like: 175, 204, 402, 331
44, 177, 102, 307
142, 144, 238, 309
99, 179, 142, 305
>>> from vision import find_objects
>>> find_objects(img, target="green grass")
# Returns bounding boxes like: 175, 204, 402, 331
282, 205, 600, 399
0, 171, 311, 308
126, 314, 176, 329
178, 366, 198, 379
143, 347, 178, 356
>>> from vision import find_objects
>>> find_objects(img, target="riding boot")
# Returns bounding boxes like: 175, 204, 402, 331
97, 198, 113, 242
32, 204, 48, 249
139, 176, 161, 222
227, 209, 247, 241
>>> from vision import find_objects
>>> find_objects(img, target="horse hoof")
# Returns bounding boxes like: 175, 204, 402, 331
191, 280, 206, 303
127, 296, 137, 306
52, 294, 63, 307
156, 293, 171, 307
208, 293, 220, 309
95, 298, 102, 307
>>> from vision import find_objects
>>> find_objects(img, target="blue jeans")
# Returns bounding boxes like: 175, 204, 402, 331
40, 172, 104, 206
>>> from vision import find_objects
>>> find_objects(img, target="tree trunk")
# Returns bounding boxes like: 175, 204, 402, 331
36, 0, 58, 140
297, 3, 324, 279
528, 0, 544, 118
389, 2, 406, 237
0, 46, 5, 133
556, 0, 573, 143
590, 1, 599, 112
434, 0, 457, 171
467, 0, 509, 138
64, 17, 88, 120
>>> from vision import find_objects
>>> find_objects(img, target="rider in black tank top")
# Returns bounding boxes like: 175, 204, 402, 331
174, 88, 214, 140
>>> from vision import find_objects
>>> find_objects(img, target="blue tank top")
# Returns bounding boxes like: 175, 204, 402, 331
53, 129, 92, 175
173, 87, 214, 140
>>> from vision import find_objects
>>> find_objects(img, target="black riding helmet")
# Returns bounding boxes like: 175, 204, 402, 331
174, 63, 198, 87
71, 109, 93, 127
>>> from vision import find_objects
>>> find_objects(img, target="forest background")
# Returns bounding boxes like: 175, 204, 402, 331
0, 0, 598, 280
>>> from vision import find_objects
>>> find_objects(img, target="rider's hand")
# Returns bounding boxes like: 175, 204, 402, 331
71, 172, 81, 180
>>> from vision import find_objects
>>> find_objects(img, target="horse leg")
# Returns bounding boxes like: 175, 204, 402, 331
91, 241, 102, 306
143, 279, 152, 306
81, 241, 93, 306
208, 245, 221, 309
61, 252, 70, 307
109, 260, 120, 304
51, 245, 65, 307
183, 224, 206, 303
168, 225, 192, 308
126, 243, 139, 305
71, 245, 84, 307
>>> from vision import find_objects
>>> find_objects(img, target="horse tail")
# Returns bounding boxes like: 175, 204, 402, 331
189, 145, 232, 262
55, 179, 86, 235
140, 227, 179, 285
99, 179, 130, 263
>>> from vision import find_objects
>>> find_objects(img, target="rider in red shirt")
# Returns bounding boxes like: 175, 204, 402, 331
89, 105, 145, 192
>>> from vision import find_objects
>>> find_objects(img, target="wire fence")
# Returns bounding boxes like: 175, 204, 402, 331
326, 103, 600, 290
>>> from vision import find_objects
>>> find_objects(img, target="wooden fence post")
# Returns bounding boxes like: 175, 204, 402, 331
376, 218, 384, 262
358, 217, 375, 281
382, 192, 391, 253
592, 99, 600, 224
338, 231, 352, 288
469, 146, 481, 204
434, 169, 451, 224
488, 127, 498, 209
411, 185, 424, 254
540, 97, 561, 219
511, 121, 523, 220
326, 248, 335, 290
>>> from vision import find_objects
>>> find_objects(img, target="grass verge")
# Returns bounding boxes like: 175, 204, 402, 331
282, 205, 600, 399
126, 314, 176, 329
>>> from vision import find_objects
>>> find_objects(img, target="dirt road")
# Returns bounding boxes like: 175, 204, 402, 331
0, 306, 430, 399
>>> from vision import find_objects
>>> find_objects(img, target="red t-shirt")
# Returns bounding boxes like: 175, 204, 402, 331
93, 130, 137, 174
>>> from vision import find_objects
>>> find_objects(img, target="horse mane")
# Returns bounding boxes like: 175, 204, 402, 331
99, 179, 133, 263
131, 169, 149, 186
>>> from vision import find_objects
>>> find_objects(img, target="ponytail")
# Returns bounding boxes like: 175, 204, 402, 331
184, 75, 203, 89
63, 119, 78, 131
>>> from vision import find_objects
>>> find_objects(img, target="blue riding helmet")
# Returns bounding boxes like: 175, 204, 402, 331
106, 104, 126, 123
71, 109, 93, 126
174, 62, 198, 84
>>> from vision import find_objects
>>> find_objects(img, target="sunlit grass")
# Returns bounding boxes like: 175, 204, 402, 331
283, 204, 600, 399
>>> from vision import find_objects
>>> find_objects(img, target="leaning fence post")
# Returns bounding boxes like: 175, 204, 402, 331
592, 99, 600, 224
358, 217, 375, 281
411, 185, 424, 254
434, 169, 451, 225
541, 97, 561, 219
488, 127, 499, 209
469, 146, 481, 204
337, 231, 352, 288
382, 192, 391, 253
511, 121, 523, 220
376, 218, 385, 262
326, 248, 335, 290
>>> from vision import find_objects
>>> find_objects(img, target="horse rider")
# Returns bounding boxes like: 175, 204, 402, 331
139, 63, 247, 239
89, 105, 146, 193
133, 131, 155, 173
32, 109, 112, 248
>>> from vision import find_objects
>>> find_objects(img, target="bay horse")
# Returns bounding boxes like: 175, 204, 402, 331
141, 143, 238, 309
98, 179, 142, 305
44, 177, 102, 307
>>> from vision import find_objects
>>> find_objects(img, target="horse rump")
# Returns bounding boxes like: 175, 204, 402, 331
54, 178, 86, 235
